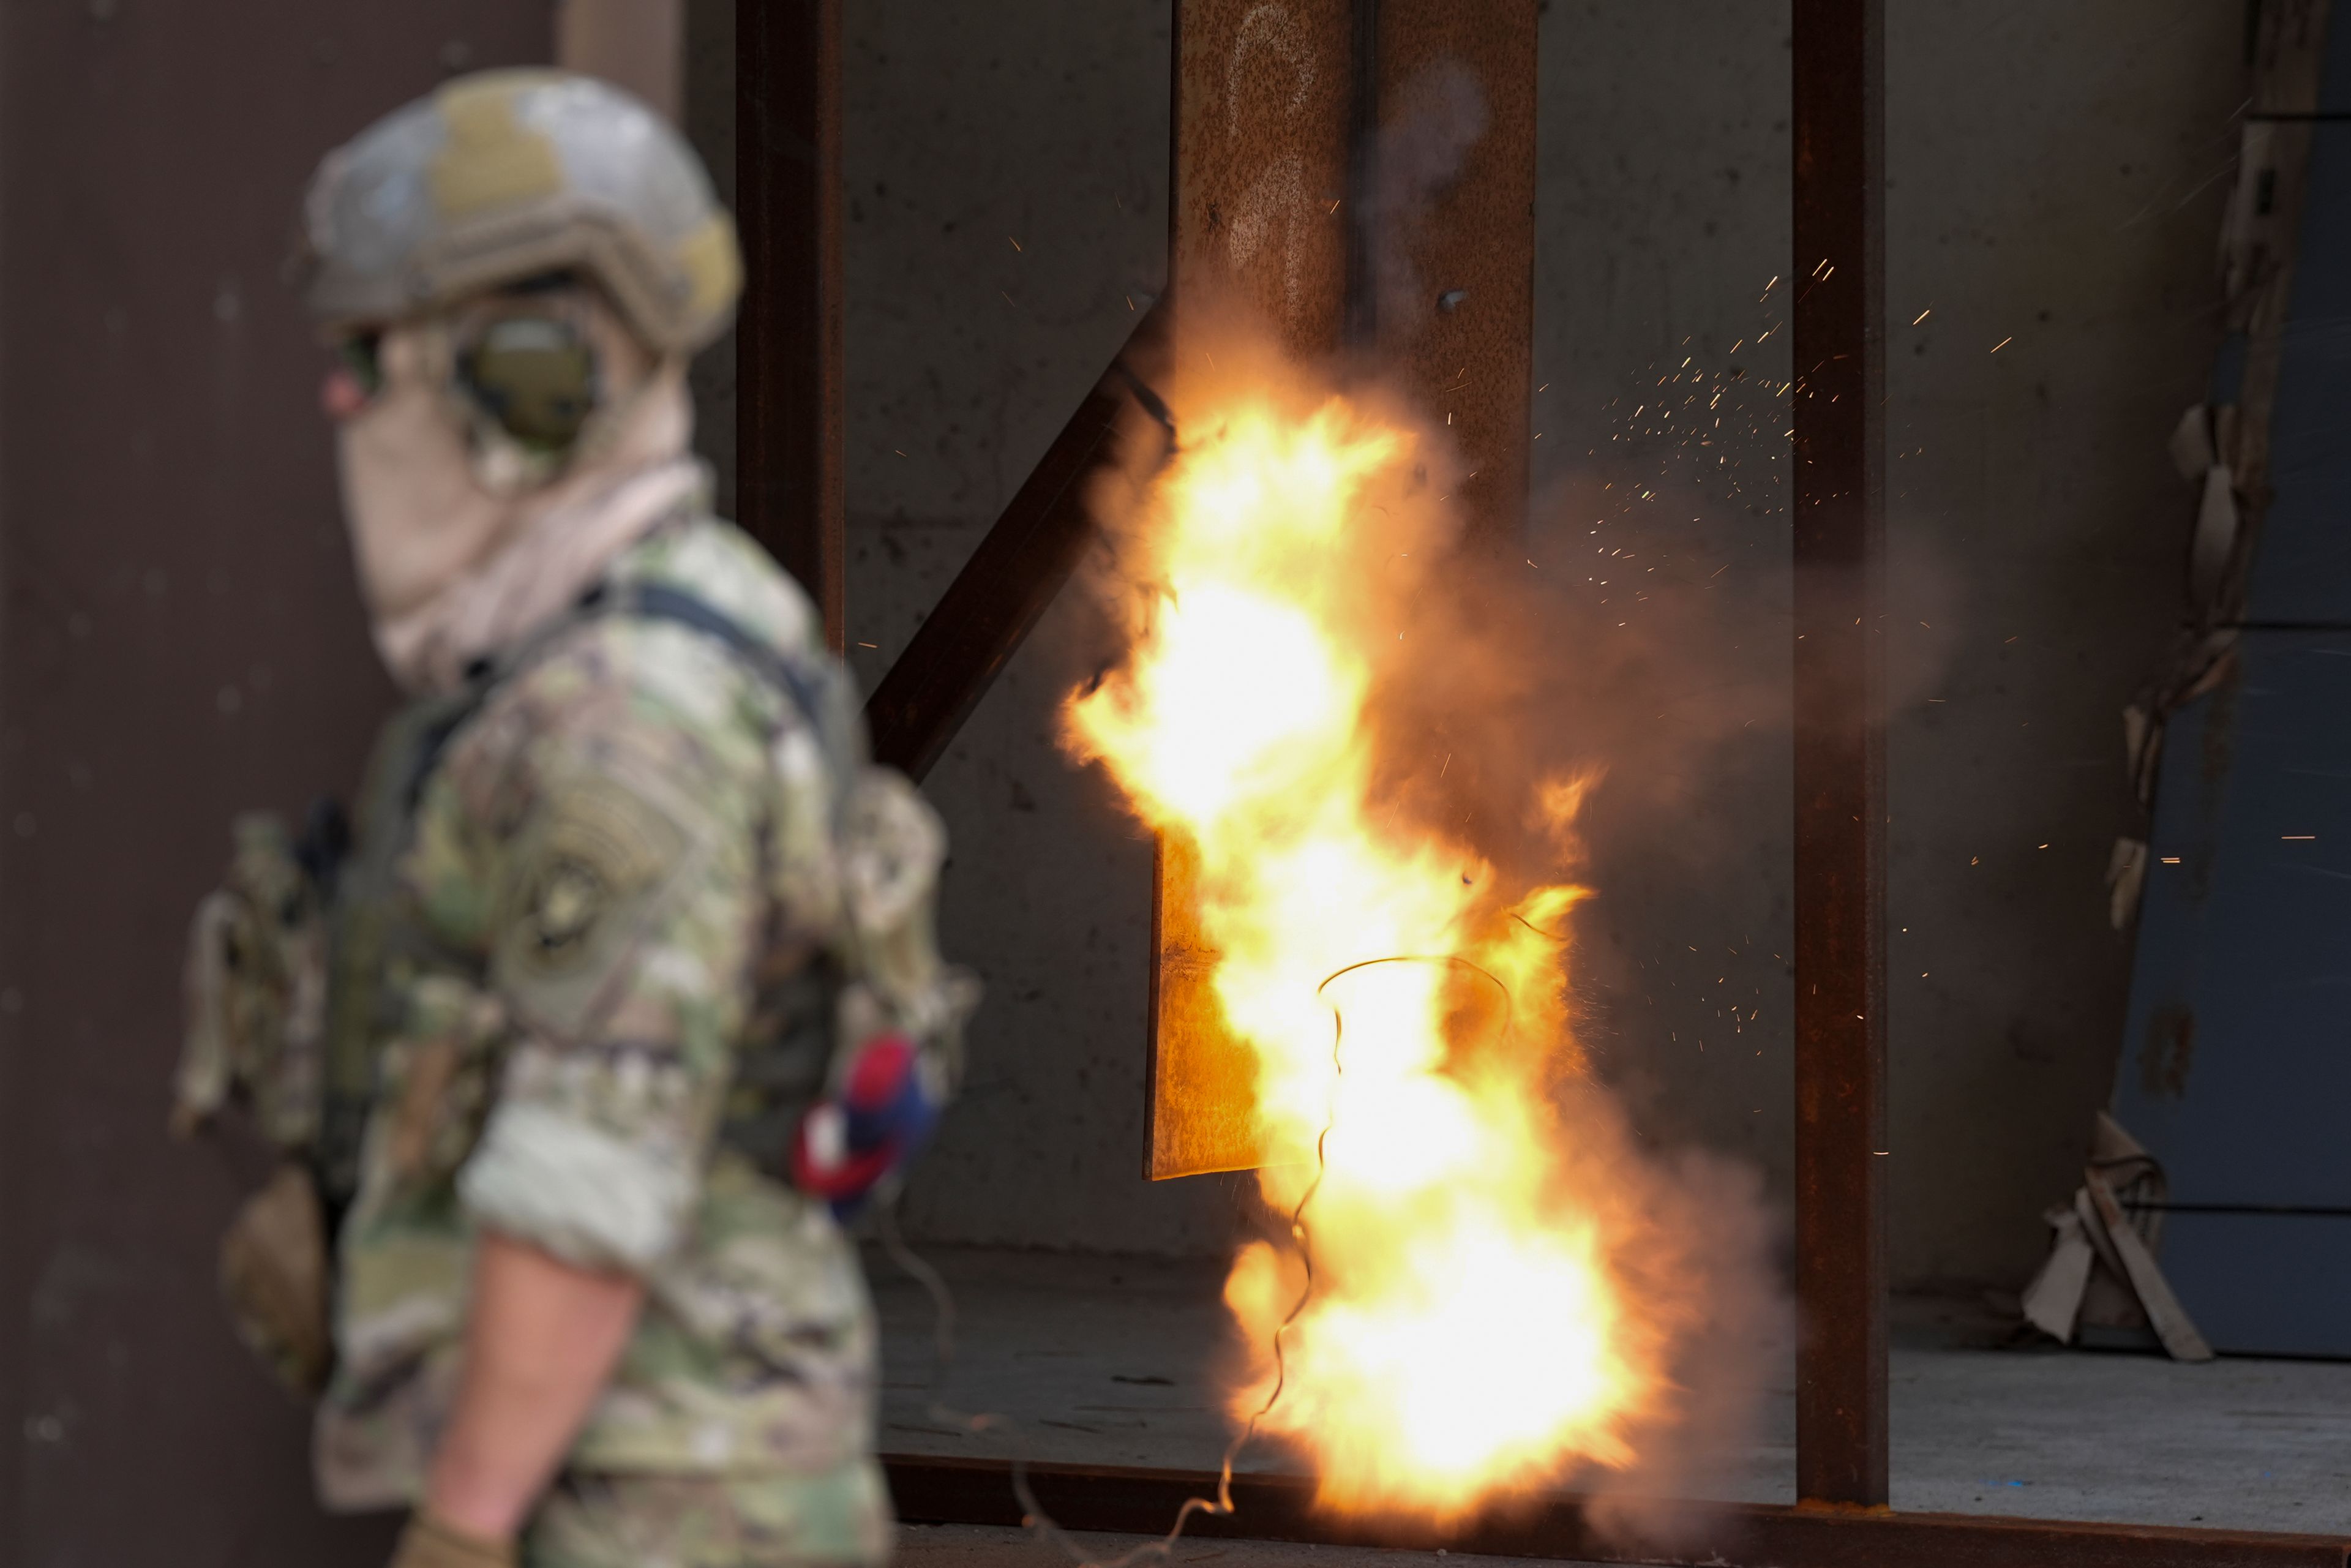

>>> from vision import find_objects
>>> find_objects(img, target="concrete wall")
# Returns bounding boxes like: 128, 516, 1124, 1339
692, 1, 2244, 1287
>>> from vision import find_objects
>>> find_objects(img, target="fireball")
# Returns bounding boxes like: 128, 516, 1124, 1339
1064, 359, 1669, 1520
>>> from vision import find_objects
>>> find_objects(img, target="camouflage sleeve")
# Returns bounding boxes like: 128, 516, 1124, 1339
452, 648, 772, 1275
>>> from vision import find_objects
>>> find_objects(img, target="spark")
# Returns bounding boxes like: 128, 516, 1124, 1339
1990, 336, 2013, 353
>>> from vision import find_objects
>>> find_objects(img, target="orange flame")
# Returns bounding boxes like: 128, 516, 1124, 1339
1065, 351, 1677, 1520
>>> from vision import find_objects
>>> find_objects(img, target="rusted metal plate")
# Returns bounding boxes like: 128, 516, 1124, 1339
1171, 0, 1357, 359
883, 1454, 2351, 1567
1150, 0, 1539, 1180
1146, 833, 1270, 1177
736, 0, 847, 652
1365, 0, 1538, 540
1790, 0, 1890, 1512
1150, 0, 1360, 1179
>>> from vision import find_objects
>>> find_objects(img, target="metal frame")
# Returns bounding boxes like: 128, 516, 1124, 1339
885, 1456, 2351, 1568
1788, 0, 1889, 1510
865, 304, 1167, 781
732, 0, 2351, 1559
736, 0, 847, 655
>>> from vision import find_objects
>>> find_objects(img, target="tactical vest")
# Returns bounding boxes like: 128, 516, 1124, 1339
311, 580, 857, 1219
174, 577, 909, 1395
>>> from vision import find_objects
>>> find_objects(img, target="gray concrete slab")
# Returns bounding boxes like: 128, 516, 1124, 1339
873, 1246, 2351, 1537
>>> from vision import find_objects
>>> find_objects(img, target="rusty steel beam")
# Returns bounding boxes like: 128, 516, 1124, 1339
1362, 0, 1539, 540
1170, 0, 1357, 359
863, 304, 1169, 782
1790, 0, 1890, 1512
883, 1455, 2351, 1568
1150, 0, 1539, 1179
1149, 0, 1362, 1179
736, 0, 847, 653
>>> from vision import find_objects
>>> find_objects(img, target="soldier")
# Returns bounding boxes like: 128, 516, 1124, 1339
171, 70, 971, 1568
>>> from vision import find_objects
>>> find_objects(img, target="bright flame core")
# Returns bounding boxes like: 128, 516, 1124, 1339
1065, 380, 1667, 1518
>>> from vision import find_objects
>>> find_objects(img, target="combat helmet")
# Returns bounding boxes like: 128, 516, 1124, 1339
295, 69, 740, 355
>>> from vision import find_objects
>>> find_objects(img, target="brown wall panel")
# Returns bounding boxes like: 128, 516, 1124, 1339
0, 4, 552, 1562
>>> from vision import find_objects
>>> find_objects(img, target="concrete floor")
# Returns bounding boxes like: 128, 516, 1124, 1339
898, 1523, 1611, 1568
870, 1246, 2351, 1539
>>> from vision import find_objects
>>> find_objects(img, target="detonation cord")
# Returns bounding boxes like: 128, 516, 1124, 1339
876, 951, 1510, 1568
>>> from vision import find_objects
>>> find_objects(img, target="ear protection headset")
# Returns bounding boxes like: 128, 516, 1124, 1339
454, 294, 599, 456
335, 274, 604, 459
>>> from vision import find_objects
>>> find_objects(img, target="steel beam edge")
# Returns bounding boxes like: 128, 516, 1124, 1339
735, 0, 847, 653
1788, 0, 1890, 1512
863, 301, 1169, 782
882, 1454, 2351, 1568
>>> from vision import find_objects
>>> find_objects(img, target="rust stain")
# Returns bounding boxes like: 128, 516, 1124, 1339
1171, 0, 1354, 358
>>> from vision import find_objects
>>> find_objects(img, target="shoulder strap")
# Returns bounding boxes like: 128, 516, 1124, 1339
401, 579, 837, 812
599, 580, 834, 742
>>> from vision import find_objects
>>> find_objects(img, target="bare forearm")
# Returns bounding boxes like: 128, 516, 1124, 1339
424, 1231, 646, 1541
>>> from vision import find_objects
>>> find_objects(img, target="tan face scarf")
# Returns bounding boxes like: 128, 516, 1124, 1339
335, 293, 703, 694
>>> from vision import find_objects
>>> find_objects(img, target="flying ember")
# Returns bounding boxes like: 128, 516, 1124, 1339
1063, 338, 1704, 1521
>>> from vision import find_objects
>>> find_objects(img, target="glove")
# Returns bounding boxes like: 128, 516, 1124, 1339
790, 1034, 940, 1218
389, 1512, 515, 1568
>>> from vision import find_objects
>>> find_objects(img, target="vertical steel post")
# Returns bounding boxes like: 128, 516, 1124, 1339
1152, 0, 1359, 1179
735, 0, 846, 653
1790, 0, 1889, 1512
1151, 0, 1539, 1177
1363, 0, 1538, 541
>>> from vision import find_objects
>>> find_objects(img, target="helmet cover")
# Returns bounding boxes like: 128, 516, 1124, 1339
297, 70, 740, 355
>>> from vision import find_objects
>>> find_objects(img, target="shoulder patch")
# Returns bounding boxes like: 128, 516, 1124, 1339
495, 771, 697, 1037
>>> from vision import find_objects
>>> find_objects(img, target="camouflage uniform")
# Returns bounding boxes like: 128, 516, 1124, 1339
312, 513, 929, 1566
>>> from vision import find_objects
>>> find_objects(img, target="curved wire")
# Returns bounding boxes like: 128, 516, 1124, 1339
879, 950, 1517, 1568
